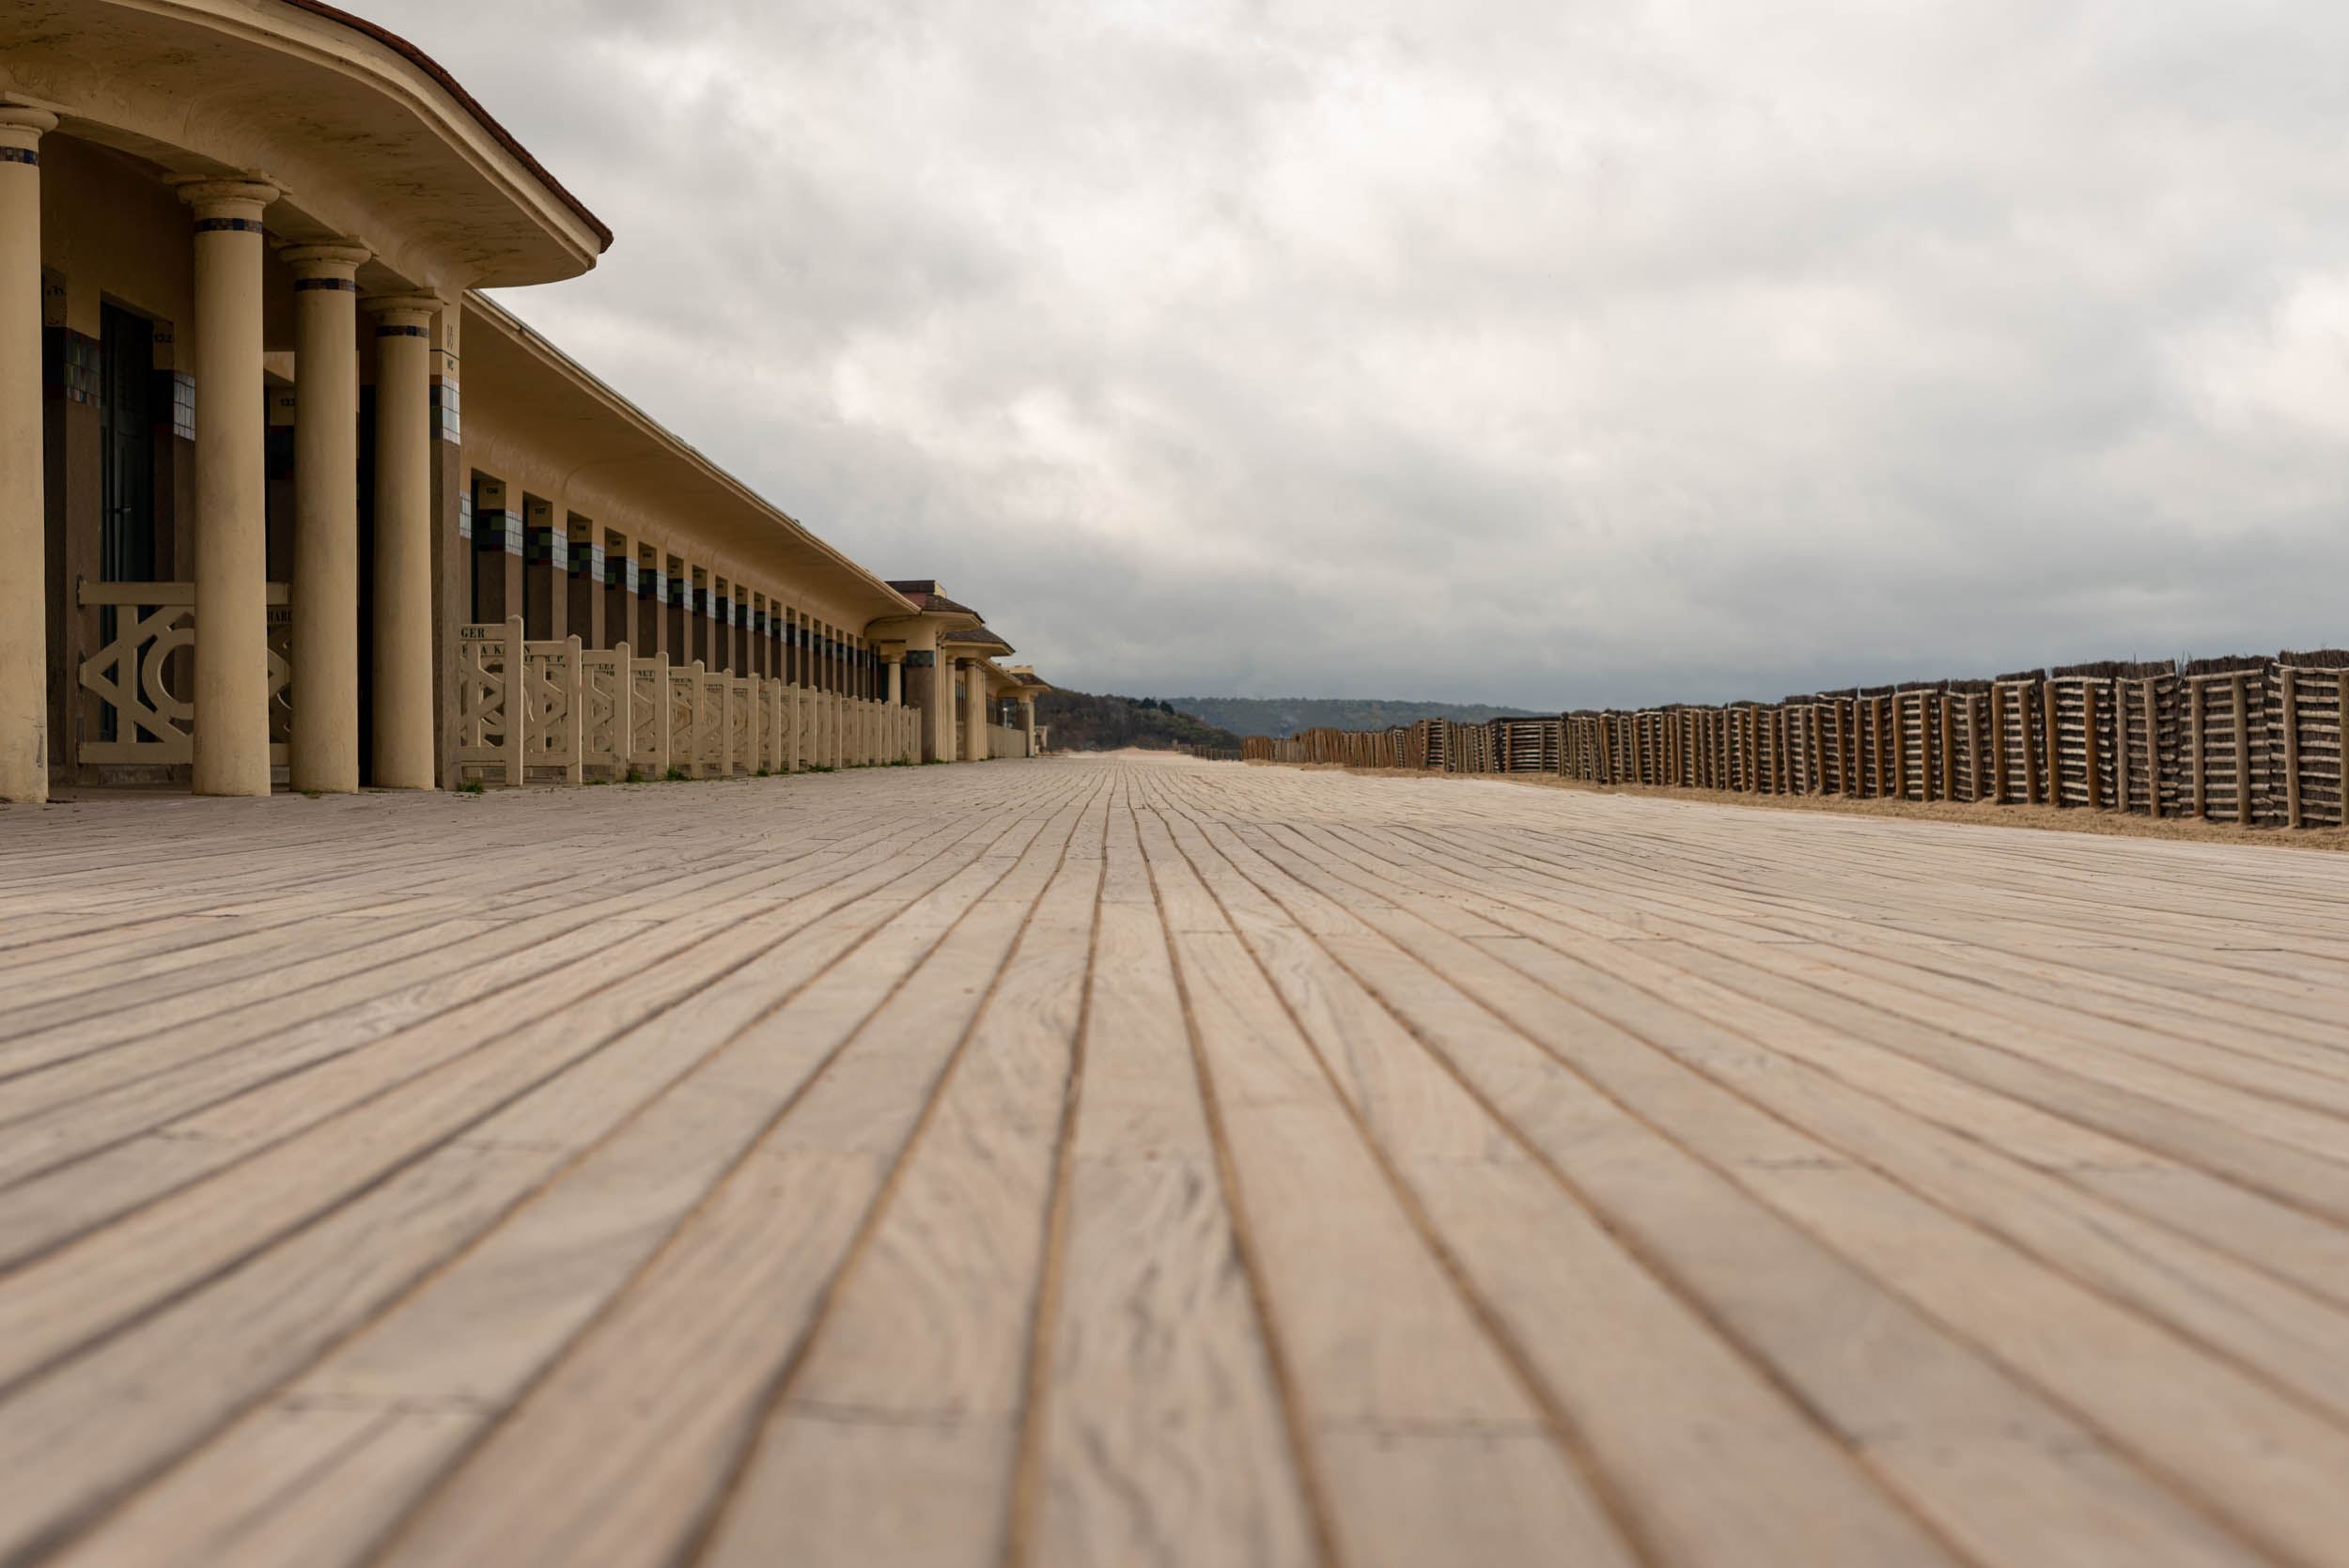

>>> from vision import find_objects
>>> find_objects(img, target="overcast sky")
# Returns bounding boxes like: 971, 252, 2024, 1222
376, 0, 2349, 707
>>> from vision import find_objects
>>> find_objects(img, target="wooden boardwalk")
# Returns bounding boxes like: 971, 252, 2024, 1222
3, 753, 2348, 1568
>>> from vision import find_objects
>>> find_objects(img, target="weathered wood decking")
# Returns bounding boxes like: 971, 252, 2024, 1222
3, 753, 2348, 1567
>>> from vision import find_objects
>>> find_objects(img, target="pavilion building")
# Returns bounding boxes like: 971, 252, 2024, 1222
0, 0, 1047, 802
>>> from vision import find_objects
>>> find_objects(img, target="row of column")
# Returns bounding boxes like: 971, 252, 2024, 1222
0, 115, 987, 802
952, 659, 1041, 759
0, 109, 49, 800
469, 522, 897, 704
207, 187, 437, 796
0, 116, 439, 800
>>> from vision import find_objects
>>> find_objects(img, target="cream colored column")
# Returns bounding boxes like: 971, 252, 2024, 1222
178, 178, 281, 797
962, 660, 985, 761
0, 109, 54, 803
930, 654, 954, 762
366, 295, 438, 788
283, 243, 369, 792
885, 654, 902, 705
1019, 694, 1036, 757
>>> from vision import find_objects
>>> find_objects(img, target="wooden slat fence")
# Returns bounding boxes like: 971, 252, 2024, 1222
1239, 649, 2349, 831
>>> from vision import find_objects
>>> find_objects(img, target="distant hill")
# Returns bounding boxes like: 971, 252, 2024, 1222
1164, 696, 1547, 739
1034, 690, 1246, 753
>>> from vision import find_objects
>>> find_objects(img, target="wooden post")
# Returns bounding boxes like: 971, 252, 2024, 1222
2143, 678, 2161, 818
655, 651, 675, 778
2232, 673, 2250, 826
2338, 674, 2349, 826
1967, 695, 1983, 801
2034, 679, 2055, 806
2280, 668, 2301, 829
1846, 697, 1859, 795
2190, 679, 2206, 818
2021, 687, 2041, 805
612, 641, 635, 779
770, 676, 786, 771
2112, 680, 2128, 815
2080, 682, 2100, 810
562, 635, 584, 787
1866, 697, 1881, 797
1937, 695, 1954, 801
1891, 696, 1909, 800
1987, 688, 2005, 803
1830, 703, 1843, 794
502, 615, 526, 787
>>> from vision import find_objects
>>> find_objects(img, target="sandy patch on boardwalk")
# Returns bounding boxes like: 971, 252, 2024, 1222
1251, 759, 2349, 855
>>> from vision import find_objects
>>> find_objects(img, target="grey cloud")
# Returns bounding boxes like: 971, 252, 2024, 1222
372, 0, 2349, 708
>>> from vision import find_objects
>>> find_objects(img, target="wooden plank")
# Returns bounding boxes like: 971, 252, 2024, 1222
1014, 784, 1316, 1568
698, 788, 1110, 1567
0, 787, 1093, 1565
353, 793, 1086, 1568
1248, 800, 2349, 1568
1129, 802, 1637, 1568
12, 756, 2349, 1568
1193, 803, 2265, 1568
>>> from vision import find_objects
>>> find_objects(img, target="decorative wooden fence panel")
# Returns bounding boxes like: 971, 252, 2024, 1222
521, 637, 585, 787
580, 644, 634, 781
630, 655, 673, 779
74, 581, 291, 770
455, 617, 525, 786
698, 670, 731, 777
445, 633, 922, 788
1239, 645, 2349, 831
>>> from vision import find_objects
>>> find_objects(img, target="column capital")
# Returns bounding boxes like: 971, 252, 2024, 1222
173, 176, 281, 226
363, 292, 441, 333
0, 106, 57, 155
281, 241, 371, 285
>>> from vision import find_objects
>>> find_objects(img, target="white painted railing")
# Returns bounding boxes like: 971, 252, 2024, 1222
70, 597, 922, 787
457, 622, 922, 786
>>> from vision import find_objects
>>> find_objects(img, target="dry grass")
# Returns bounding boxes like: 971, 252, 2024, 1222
1247, 759, 2349, 854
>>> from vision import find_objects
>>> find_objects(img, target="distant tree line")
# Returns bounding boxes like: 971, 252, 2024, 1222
1165, 695, 1546, 739
1034, 690, 1247, 753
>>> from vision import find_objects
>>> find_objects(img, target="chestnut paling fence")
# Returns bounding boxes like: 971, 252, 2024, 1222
1238, 652, 2349, 830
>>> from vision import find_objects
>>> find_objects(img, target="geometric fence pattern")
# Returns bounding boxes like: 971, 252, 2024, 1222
456, 618, 920, 788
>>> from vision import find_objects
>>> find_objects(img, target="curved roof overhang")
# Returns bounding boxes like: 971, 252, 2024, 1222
0, 0, 607, 292
867, 607, 982, 644
462, 294, 920, 627
942, 627, 1016, 660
